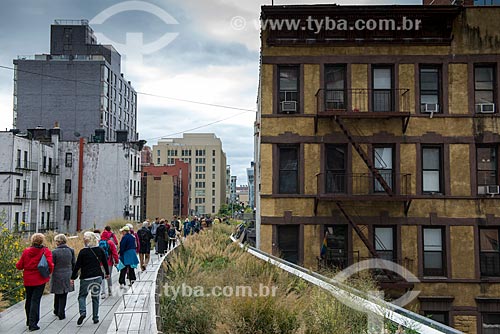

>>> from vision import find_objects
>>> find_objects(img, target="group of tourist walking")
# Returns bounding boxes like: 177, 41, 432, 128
14, 215, 208, 331
15, 222, 145, 331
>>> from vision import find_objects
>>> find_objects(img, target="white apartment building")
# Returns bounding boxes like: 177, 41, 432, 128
152, 133, 227, 216
0, 127, 141, 233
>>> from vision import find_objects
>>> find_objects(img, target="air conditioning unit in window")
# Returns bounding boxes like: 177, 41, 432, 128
281, 101, 297, 113
421, 103, 439, 113
478, 185, 500, 196
476, 103, 495, 114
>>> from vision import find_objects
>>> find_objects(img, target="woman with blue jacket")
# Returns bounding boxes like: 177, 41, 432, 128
118, 225, 139, 287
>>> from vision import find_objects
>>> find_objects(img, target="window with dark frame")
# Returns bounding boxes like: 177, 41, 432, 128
372, 66, 393, 112
278, 66, 299, 114
325, 145, 346, 193
324, 65, 346, 110
422, 146, 443, 194
423, 227, 446, 276
277, 225, 300, 264
374, 146, 394, 192
278, 146, 299, 194
475, 65, 496, 113
477, 146, 498, 188
374, 226, 396, 261
482, 313, 500, 334
65, 179, 71, 194
65, 152, 72, 167
480, 228, 500, 277
15, 179, 20, 197
423, 312, 449, 326
420, 66, 441, 113
64, 206, 71, 221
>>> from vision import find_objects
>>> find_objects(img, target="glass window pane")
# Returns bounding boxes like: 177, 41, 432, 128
424, 229, 442, 251
420, 68, 438, 91
280, 148, 298, 170
421, 94, 439, 105
476, 91, 494, 104
375, 227, 394, 251
279, 171, 298, 193
481, 229, 499, 252
423, 171, 440, 192
478, 148, 497, 171
423, 148, 440, 169
326, 146, 345, 170
373, 68, 392, 89
424, 252, 442, 269
374, 147, 392, 169
475, 67, 494, 90
325, 66, 345, 90
280, 67, 298, 91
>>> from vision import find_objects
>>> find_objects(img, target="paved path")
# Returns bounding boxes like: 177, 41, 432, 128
0, 251, 164, 334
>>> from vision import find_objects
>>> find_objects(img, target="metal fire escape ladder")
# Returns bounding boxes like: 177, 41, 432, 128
333, 116, 394, 196
335, 202, 398, 283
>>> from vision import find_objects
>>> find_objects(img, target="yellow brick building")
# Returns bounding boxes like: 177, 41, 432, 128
255, 4, 500, 333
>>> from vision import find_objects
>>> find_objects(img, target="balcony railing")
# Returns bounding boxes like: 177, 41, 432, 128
40, 193, 58, 201
19, 223, 36, 233
39, 222, 58, 232
41, 166, 59, 175
15, 161, 38, 171
317, 172, 411, 199
316, 88, 410, 115
14, 191, 37, 200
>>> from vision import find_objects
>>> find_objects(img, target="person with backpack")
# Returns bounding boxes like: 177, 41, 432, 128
137, 221, 153, 271
16, 233, 54, 331
150, 217, 159, 254
99, 231, 119, 298
101, 225, 118, 245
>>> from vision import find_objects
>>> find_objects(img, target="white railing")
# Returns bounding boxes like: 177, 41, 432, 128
230, 236, 463, 334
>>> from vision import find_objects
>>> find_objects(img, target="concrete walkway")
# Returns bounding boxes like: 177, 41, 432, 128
0, 251, 163, 334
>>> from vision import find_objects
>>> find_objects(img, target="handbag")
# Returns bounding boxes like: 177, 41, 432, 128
89, 247, 106, 276
37, 248, 50, 278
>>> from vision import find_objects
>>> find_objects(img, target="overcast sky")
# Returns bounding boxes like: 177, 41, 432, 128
0, 0, 417, 183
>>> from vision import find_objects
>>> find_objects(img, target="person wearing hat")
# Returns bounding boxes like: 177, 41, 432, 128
126, 223, 141, 254
118, 226, 139, 287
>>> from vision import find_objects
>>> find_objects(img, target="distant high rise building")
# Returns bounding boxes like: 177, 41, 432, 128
247, 162, 255, 209
226, 165, 231, 203
14, 19, 138, 142
230, 176, 237, 203
153, 133, 226, 216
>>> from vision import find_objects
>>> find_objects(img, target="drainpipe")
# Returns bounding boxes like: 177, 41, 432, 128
77, 138, 84, 232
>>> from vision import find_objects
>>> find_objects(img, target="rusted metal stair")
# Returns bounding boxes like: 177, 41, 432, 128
334, 116, 393, 196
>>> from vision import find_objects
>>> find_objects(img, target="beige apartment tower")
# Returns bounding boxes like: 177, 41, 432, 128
153, 133, 227, 216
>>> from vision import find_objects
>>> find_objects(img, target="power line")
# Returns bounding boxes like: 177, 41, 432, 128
0, 64, 257, 113
144, 110, 252, 141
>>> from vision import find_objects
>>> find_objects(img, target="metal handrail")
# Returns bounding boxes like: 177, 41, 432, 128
231, 236, 462, 334
316, 88, 411, 114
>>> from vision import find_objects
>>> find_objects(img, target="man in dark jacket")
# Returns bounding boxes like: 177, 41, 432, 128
155, 219, 168, 255
137, 221, 153, 271
71, 232, 110, 326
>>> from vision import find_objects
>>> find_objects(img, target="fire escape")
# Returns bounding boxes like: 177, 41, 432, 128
314, 87, 413, 287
